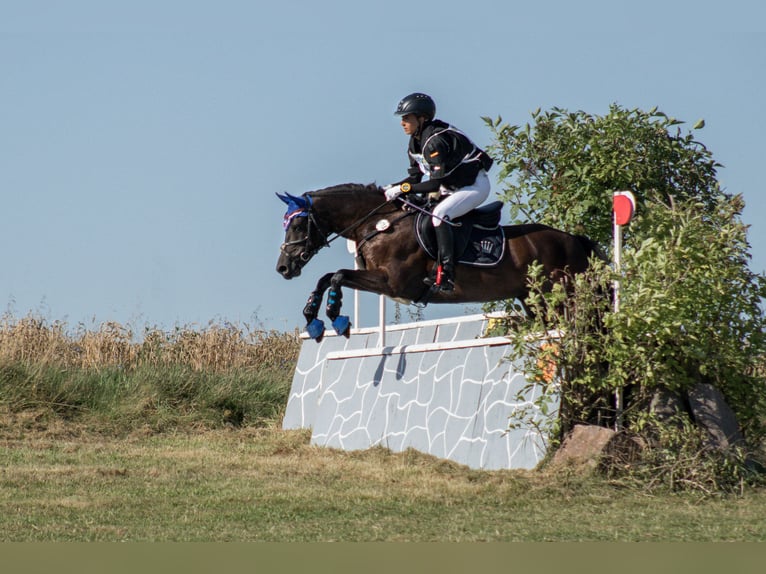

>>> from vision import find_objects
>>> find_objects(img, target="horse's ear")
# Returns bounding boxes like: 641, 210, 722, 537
276, 192, 290, 205
287, 193, 310, 208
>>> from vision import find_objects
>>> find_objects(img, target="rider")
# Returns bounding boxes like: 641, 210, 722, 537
384, 92, 493, 292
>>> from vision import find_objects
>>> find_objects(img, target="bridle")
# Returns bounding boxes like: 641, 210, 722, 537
280, 205, 331, 264
279, 192, 403, 264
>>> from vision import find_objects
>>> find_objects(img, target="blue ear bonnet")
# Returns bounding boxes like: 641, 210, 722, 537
277, 192, 312, 230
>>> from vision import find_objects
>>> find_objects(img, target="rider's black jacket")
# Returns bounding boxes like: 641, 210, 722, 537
397, 119, 493, 194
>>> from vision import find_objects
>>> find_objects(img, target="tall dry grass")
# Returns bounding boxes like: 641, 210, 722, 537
0, 313, 300, 372
0, 313, 301, 429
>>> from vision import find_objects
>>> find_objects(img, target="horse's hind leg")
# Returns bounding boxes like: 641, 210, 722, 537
326, 272, 351, 338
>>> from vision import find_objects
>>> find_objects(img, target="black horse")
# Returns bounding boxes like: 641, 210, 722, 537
277, 183, 602, 341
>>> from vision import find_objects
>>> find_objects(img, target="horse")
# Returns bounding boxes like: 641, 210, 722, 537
276, 182, 603, 341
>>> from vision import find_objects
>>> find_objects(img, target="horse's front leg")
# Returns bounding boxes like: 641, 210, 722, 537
302, 272, 334, 342
326, 271, 351, 338
324, 268, 394, 338
304, 268, 391, 342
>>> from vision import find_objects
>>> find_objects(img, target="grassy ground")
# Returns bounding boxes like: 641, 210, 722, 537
1, 315, 765, 542
2, 414, 766, 542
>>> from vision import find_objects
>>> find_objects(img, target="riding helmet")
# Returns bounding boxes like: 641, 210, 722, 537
394, 93, 436, 119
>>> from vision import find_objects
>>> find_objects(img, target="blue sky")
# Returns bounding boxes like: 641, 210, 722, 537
2, 0, 764, 333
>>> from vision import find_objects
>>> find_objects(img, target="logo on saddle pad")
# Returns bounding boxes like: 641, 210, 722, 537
415, 202, 506, 267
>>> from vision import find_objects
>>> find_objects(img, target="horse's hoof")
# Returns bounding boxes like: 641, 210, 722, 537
332, 315, 351, 338
306, 318, 326, 341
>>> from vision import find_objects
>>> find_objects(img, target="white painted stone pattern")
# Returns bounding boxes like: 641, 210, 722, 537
282, 315, 558, 470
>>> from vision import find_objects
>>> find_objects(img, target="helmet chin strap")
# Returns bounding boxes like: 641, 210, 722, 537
414, 116, 428, 138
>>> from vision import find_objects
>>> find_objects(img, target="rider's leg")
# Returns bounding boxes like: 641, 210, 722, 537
430, 170, 491, 222
434, 217, 455, 290
426, 171, 491, 290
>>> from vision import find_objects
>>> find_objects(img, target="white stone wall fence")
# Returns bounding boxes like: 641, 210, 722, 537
282, 313, 559, 470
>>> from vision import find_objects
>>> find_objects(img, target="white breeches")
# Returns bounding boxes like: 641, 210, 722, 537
431, 169, 491, 227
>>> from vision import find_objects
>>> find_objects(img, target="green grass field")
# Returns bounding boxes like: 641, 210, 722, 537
2, 419, 766, 542
1, 316, 765, 542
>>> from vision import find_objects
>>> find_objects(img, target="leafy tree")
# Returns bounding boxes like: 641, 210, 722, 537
484, 105, 766, 484
484, 105, 721, 245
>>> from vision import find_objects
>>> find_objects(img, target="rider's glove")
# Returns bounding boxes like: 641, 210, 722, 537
384, 185, 403, 201
384, 182, 411, 201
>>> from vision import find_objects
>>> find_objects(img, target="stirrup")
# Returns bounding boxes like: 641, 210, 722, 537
423, 264, 454, 292
425, 279, 454, 294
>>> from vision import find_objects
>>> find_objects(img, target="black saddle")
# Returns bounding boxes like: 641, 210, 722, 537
415, 201, 506, 267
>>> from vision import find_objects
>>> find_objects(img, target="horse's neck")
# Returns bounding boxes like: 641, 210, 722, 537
315, 191, 382, 236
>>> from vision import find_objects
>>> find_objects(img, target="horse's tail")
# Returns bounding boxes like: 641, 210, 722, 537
575, 234, 607, 263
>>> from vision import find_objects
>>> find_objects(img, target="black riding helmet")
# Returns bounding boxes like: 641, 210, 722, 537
394, 93, 436, 119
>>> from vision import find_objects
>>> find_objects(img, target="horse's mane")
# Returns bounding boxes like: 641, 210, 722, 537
311, 182, 382, 196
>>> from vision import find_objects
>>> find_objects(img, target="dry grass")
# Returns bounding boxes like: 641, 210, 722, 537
0, 313, 300, 433
0, 312, 300, 372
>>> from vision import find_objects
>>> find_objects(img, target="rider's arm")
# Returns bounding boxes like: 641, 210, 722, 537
390, 161, 423, 187
409, 130, 483, 193
398, 132, 456, 194
408, 178, 441, 194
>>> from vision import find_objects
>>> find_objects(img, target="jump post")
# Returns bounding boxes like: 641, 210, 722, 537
612, 190, 636, 429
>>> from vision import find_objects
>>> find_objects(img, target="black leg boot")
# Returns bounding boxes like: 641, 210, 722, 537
434, 220, 455, 291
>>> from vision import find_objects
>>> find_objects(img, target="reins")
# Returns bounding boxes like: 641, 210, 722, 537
325, 197, 395, 244
355, 209, 414, 253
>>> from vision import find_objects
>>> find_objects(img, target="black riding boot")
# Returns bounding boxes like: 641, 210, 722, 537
424, 221, 455, 291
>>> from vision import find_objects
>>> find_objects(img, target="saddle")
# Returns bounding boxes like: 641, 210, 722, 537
415, 201, 505, 267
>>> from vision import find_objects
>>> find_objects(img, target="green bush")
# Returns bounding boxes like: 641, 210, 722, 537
485, 105, 766, 486
484, 104, 722, 245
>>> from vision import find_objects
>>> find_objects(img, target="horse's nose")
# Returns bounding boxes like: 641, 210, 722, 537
277, 263, 300, 279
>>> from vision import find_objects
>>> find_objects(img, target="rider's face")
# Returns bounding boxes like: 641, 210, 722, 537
400, 114, 422, 136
